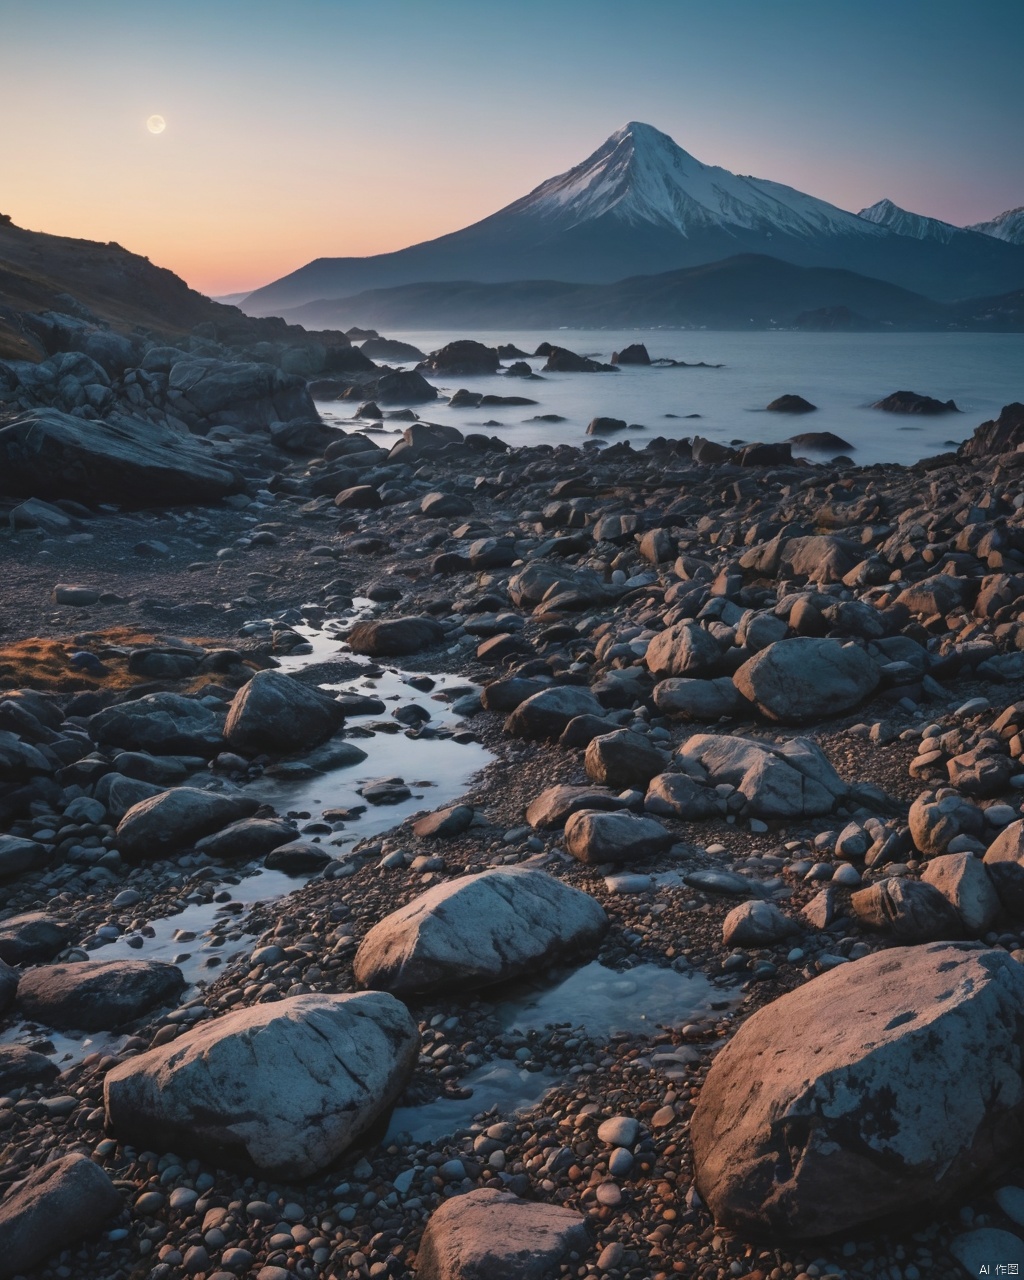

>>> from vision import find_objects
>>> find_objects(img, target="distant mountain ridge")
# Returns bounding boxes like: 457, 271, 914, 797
241, 122, 1024, 314
969, 206, 1024, 245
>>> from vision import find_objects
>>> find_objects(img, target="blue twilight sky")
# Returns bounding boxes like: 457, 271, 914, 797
1, 0, 1022, 293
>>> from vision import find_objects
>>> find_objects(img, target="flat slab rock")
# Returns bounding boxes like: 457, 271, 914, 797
0, 1153, 120, 1279
691, 942, 1024, 1239
354, 867, 608, 997
16, 958, 185, 1032
104, 991, 419, 1179
416, 1188, 591, 1280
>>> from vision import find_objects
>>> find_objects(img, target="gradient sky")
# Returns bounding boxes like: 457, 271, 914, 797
2, 0, 1022, 295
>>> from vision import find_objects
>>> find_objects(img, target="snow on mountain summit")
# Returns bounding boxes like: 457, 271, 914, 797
509, 121, 883, 242
968, 206, 1024, 246
858, 198, 959, 244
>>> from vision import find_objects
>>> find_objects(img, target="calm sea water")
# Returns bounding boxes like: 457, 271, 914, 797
315, 330, 1024, 465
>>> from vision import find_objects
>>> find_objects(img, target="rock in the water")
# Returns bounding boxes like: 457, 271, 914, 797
264, 841, 332, 873
418, 340, 500, 376
224, 670, 345, 755
195, 817, 298, 860
16, 959, 185, 1032
104, 992, 419, 1178
733, 637, 880, 723
676, 734, 846, 818
722, 900, 799, 947
504, 686, 604, 742
984, 820, 1024, 915
116, 787, 260, 860
691, 943, 1024, 1238
851, 877, 963, 940
766, 394, 816, 413
0, 1153, 121, 1279
0, 1044, 59, 1091
347, 616, 445, 657
584, 730, 666, 789
645, 622, 722, 680
611, 343, 651, 365
564, 810, 672, 865
872, 389, 959, 415
0, 408, 243, 506
416, 1187, 590, 1280
353, 867, 608, 996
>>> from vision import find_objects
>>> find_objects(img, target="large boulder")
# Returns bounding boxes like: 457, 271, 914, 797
959, 402, 1024, 460
115, 787, 260, 860
418, 340, 500, 376
0, 1154, 120, 1280
778, 535, 862, 584
850, 877, 963, 941
909, 791, 985, 856
353, 867, 608, 996
584, 730, 666, 789
984, 820, 1024, 915
104, 992, 419, 1179
644, 771, 721, 819
195, 816, 298, 859
0, 409, 243, 507
691, 943, 1024, 1239
676, 734, 846, 818
921, 853, 1001, 936
347, 616, 445, 657
88, 692, 225, 756
0, 835, 48, 880
167, 358, 316, 426
652, 677, 748, 721
564, 809, 672, 864
525, 785, 622, 830
16, 958, 185, 1031
417, 1188, 590, 1280
0, 913, 72, 965
733, 638, 880, 723
872, 390, 959, 414
645, 622, 723, 680
505, 687, 604, 742
224, 670, 344, 755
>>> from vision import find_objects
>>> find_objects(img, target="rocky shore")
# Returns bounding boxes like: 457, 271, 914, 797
2, 315, 1024, 1280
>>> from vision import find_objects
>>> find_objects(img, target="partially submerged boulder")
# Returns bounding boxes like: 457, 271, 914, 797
224, 670, 345, 755
115, 788, 260, 860
16, 958, 185, 1031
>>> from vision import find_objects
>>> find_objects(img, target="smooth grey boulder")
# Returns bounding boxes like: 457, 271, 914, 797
505, 687, 604, 742
411, 804, 475, 838
722, 900, 800, 947
347, 616, 445, 657
733, 637, 880, 723
94, 772, 164, 819
0, 1044, 59, 1091
921, 853, 1001, 936
116, 787, 260, 860
525, 784, 622, 829
354, 867, 608, 996
676, 734, 846, 818
645, 621, 723, 680
653, 676, 748, 721
851, 877, 963, 941
0, 408, 242, 507
104, 992, 419, 1178
691, 943, 1024, 1238
564, 809, 673, 865
417, 1188, 591, 1280
909, 790, 985, 856
984, 820, 1024, 915
16, 958, 185, 1031
264, 840, 332, 873
644, 771, 721, 819
584, 730, 666, 789
0, 1153, 120, 1280
195, 817, 298, 860
89, 692, 225, 756
0, 913, 72, 965
224, 670, 345, 755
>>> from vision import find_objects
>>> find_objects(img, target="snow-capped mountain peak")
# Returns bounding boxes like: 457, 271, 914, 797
968, 206, 1024, 246
509, 121, 883, 242
858, 198, 959, 243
